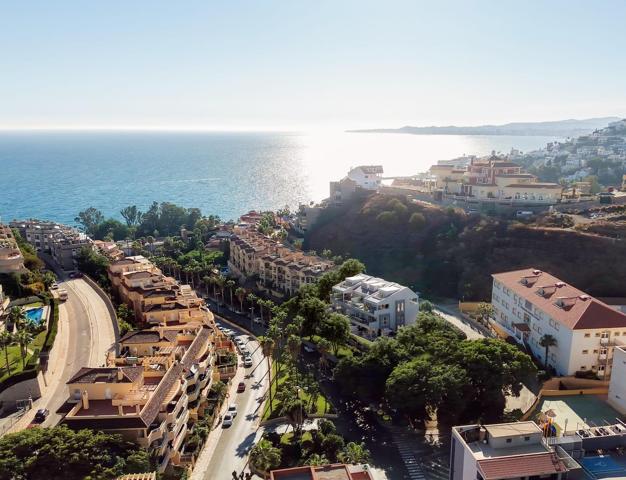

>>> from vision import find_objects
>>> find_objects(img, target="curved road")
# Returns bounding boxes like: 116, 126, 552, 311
195, 317, 269, 480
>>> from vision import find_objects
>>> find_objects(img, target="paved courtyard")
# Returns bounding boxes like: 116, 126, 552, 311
535, 395, 622, 433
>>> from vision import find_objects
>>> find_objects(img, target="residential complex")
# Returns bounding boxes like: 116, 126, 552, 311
228, 226, 333, 296
608, 345, 626, 415
10, 219, 91, 270
491, 268, 626, 378
108, 256, 212, 326
450, 422, 578, 480
0, 224, 25, 274
331, 273, 419, 338
429, 156, 563, 205
270, 464, 375, 480
329, 165, 384, 204
59, 321, 221, 472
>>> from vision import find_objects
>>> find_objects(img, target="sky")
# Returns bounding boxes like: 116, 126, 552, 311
1, 0, 625, 130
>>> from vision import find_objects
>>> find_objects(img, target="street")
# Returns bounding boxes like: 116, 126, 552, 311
5, 276, 116, 431
194, 317, 269, 480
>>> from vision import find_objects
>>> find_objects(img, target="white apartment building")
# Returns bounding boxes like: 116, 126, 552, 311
450, 422, 576, 480
346, 165, 384, 190
491, 269, 626, 379
608, 346, 626, 415
0, 224, 25, 274
331, 273, 419, 339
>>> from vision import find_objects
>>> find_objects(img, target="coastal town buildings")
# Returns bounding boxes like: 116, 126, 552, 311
429, 156, 563, 205
491, 268, 626, 378
449, 422, 577, 480
9, 219, 91, 270
329, 165, 384, 204
228, 225, 333, 296
331, 273, 419, 338
0, 224, 25, 274
270, 464, 375, 480
59, 321, 219, 472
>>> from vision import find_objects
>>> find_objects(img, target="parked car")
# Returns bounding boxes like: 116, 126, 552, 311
237, 382, 246, 393
34, 408, 49, 423
228, 403, 238, 417
235, 337, 245, 346
243, 356, 253, 368
222, 413, 234, 427
50, 283, 59, 290
241, 347, 250, 356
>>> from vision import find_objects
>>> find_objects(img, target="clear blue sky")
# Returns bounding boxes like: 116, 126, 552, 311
1, 0, 625, 129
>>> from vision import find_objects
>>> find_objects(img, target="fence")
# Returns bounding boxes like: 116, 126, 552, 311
83, 274, 120, 346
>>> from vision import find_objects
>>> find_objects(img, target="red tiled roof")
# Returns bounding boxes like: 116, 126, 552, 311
493, 269, 626, 330
477, 452, 567, 480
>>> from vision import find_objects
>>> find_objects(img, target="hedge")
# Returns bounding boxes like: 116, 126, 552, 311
42, 298, 59, 353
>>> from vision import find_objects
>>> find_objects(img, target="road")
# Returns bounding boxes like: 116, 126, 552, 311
5, 276, 116, 431
194, 317, 269, 480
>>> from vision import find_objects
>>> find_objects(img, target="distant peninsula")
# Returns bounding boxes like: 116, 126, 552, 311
348, 117, 621, 137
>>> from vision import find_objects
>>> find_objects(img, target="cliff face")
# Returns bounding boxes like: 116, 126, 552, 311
304, 194, 626, 300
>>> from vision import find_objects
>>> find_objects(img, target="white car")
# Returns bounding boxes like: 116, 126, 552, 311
222, 413, 234, 427
235, 337, 245, 346
227, 403, 237, 417
241, 347, 250, 356
243, 356, 253, 368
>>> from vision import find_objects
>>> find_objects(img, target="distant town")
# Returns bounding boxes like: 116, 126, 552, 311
1, 119, 626, 480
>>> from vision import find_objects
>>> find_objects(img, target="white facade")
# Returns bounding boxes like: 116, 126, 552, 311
347, 165, 384, 190
331, 273, 419, 338
491, 269, 626, 379
608, 346, 626, 415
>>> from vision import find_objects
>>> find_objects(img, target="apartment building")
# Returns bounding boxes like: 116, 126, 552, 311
228, 227, 333, 296
60, 322, 218, 472
491, 269, 626, 378
331, 273, 419, 338
0, 224, 25, 274
0, 284, 9, 318
94, 240, 125, 261
108, 256, 212, 326
450, 422, 578, 480
430, 156, 563, 205
608, 346, 626, 414
10, 219, 91, 270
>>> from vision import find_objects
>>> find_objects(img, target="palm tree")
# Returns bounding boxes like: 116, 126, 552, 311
235, 287, 246, 313
287, 334, 301, 361
215, 275, 226, 306
317, 337, 331, 370
14, 330, 33, 368
8, 306, 26, 331
539, 334, 557, 370
338, 442, 371, 464
260, 336, 276, 415
0, 331, 14, 376
226, 279, 236, 307
249, 438, 281, 479
247, 293, 257, 318
202, 275, 212, 299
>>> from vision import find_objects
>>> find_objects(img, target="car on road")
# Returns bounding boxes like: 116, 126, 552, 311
69, 271, 83, 278
33, 408, 49, 423
57, 289, 68, 301
240, 347, 250, 356
222, 413, 234, 427
237, 382, 246, 393
235, 337, 245, 346
243, 356, 253, 368
228, 403, 238, 417
303, 344, 316, 353
50, 283, 59, 290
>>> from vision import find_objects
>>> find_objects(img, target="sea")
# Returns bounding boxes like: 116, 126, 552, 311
0, 130, 559, 225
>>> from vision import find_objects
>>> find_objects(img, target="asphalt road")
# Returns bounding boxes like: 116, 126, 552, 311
199, 318, 269, 480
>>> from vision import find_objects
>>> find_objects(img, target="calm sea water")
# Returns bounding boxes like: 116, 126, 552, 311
0, 131, 557, 224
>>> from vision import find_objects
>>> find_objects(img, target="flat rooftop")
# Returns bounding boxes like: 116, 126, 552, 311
485, 422, 542, 438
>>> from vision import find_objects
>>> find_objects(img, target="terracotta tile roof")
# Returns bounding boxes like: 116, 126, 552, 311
477, 452, 567, 480
493, 269, 626, 330
119, 329, 178, 344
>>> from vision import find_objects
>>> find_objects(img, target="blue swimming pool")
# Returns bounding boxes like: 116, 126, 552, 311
24, 307, 45, 325
580, 455, 626, 479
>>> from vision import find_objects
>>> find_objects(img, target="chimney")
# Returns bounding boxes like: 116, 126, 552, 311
81, 390, 89, 410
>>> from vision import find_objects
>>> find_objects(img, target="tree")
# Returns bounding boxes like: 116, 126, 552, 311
338, 442, 371, 464
75, 246, 110, 284
226, 279, 236, 307
0, 425, 146, 480
539, 334, 557, 370
299, 296, 328, 337
74, 207, 104, 235
14, 330, 33, 367
420, 300, 434, 313
120, 205, 143, 228
8, 306, 26, 331
321, 433, 345, 462
247, 293, 258, 318
249, 439, 281, 478
261, 336, 276, 415
235, 287, 246, 313
319, 313, 350, 355
316, 338, 331, 369
287, 334, 302, 361
305, 453, 329, 466
475, 302, 494, 326
0, 331, 14, 376
409, 212, 426, 230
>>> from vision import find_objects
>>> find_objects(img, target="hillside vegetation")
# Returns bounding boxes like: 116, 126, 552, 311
304, 194, 626, 300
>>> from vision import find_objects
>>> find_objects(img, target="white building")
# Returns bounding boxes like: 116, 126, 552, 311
346, 165, 384, 190
331, 273, 419, 339
608, 346, 626, 415
450, 422, 576, 480
491, 268, 626, 379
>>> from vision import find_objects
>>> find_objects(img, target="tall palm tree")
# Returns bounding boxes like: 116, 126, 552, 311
287, 334, 301, 361
8, 306, 26, 331
317, 338, 331, 370
260, 336, 276, 415
226, 279, 236, 307
249, 439, 281, 479
14, 330, 33, 368
215, 275, 226, 306
235, 287, 246, 313
202, 275, 212, 298
539, 334, 557, 370
0, 331, 14, 376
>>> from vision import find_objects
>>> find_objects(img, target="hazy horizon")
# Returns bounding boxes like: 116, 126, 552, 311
2, 1, 626, 130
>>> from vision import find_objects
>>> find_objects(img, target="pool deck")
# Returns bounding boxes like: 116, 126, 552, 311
23, 305, 49, 325
535, 395, 623, 433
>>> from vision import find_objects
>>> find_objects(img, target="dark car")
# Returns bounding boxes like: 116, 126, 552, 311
34, 408, 49, 423
237, 382, 246, 393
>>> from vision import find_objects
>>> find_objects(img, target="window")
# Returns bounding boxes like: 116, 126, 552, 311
524, 436, 530, 441
580, 366, 587, 370
585, 333, 591, 338
595, 333, 601, 337
505, 438, 512, 443
582, 350, 588, 354
593, 349, 598, 354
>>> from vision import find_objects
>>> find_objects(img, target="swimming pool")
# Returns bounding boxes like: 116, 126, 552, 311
24, 307, 45, 325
